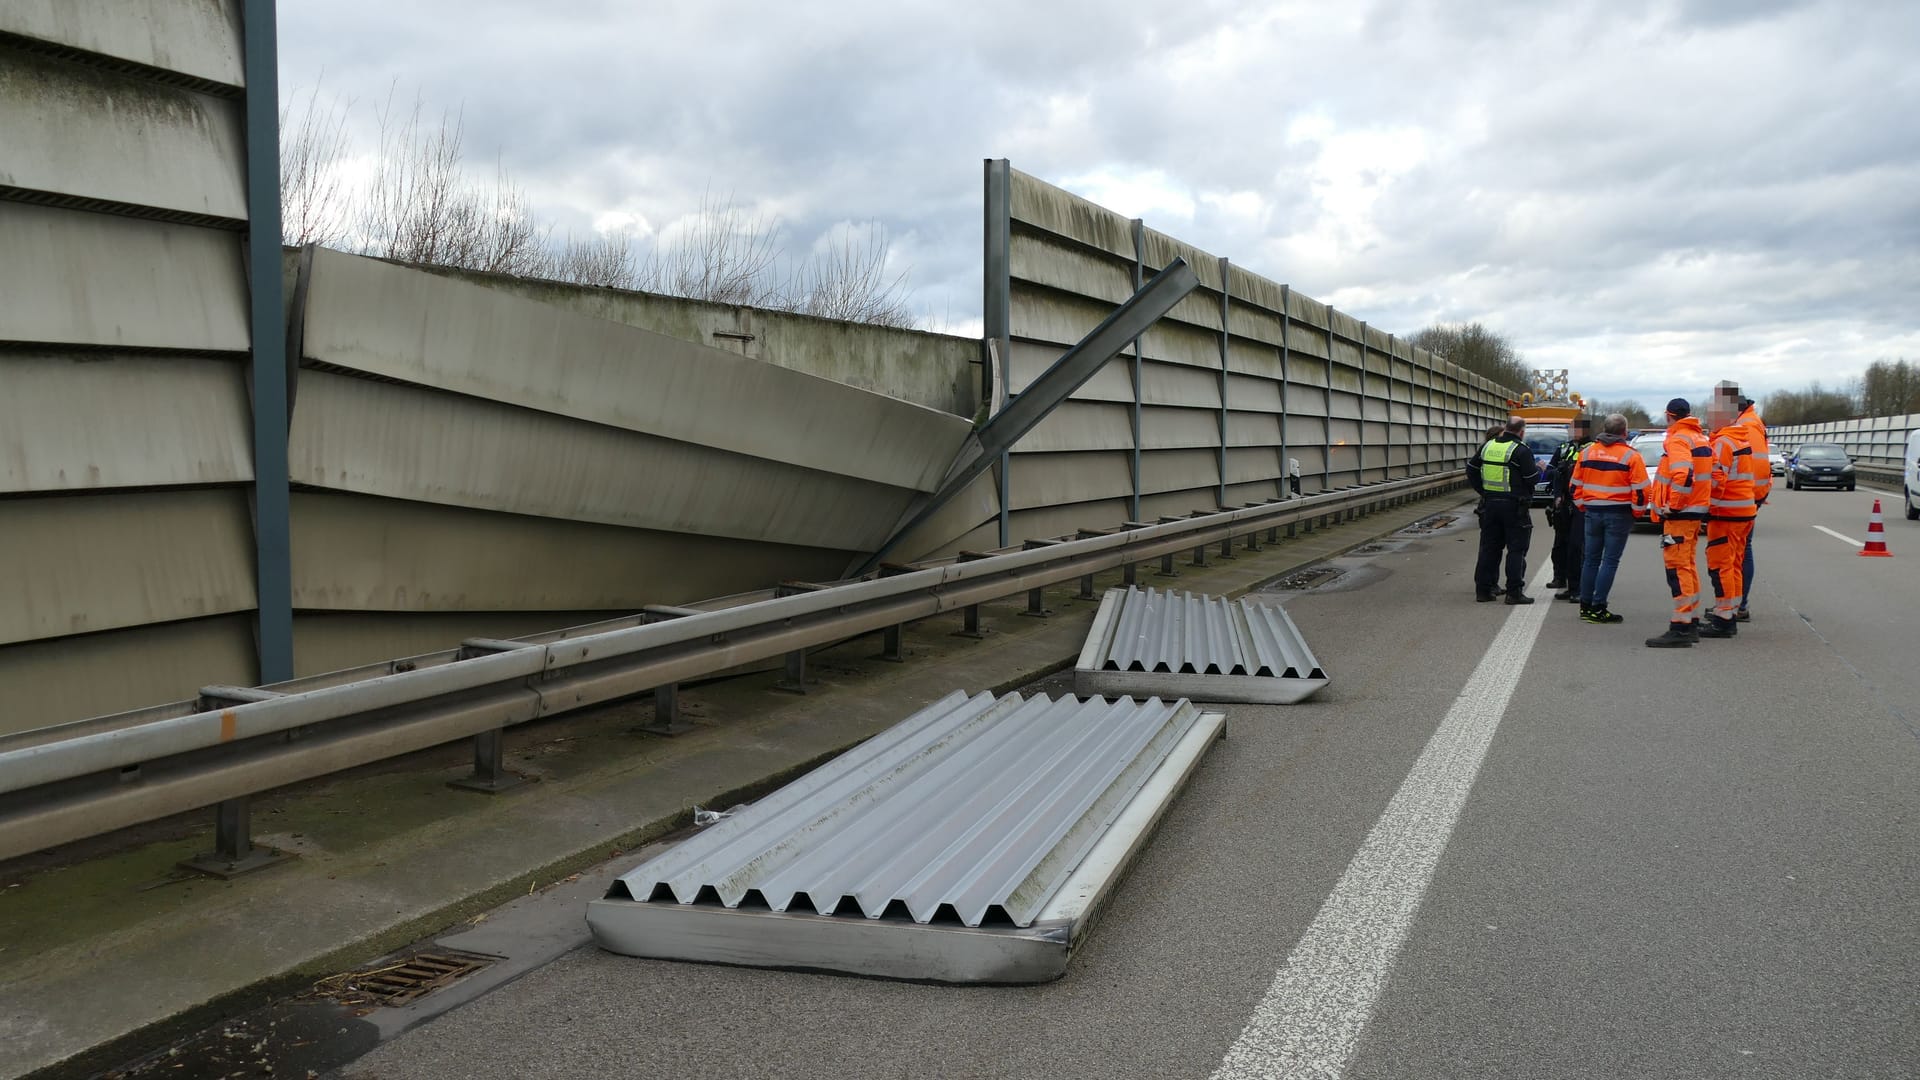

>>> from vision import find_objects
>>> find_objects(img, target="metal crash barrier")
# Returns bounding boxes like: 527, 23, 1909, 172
0, 471, 1464, 867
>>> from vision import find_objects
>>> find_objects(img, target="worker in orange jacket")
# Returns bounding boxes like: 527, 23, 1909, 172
1731, 394, 1770, 621
1645, 398, 1712, 647
1700, 384, 1762, 638
1570, 413, 1650, 624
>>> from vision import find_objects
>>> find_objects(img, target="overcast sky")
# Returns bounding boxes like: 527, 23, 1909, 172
280, 0, 1918, 407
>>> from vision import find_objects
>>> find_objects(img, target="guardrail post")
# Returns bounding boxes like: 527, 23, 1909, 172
1188, 513, 1212, 565
775, 649, 809, 694
1020, 539, 1058, 617
449, 728, 527, 793
879, 624, 906, 662
641, 683, 692, 735
180, 796, 291, 878
954, 551, 991, 637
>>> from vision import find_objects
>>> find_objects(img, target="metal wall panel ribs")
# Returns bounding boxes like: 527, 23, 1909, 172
1074, 586, 1328, 704
589, 690, 1225, 983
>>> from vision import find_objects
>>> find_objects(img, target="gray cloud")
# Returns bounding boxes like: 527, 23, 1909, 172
279, 0, 1920, 403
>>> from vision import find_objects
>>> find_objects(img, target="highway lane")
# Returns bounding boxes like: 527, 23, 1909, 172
345, 496, 1919, 1080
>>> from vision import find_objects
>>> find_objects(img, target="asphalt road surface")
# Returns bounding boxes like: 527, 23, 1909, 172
344, 489, 1920, 1080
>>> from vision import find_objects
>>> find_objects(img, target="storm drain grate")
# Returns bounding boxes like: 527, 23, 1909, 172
1268, 566, 1344, 592
309, 950, 494, 1008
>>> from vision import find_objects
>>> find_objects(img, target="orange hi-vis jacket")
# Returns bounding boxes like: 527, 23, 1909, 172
1653, 416, 1711, 519
1571, 437, 1651, 510
1733, 405, 1772, 504
1710, 423, 1759, 521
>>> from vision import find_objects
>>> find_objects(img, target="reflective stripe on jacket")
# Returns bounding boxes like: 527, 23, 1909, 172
1572, 438, 1650, 510
1654, 416, 1711, 519
1734, 405, 1772, 503
1710, 424, 1758, 521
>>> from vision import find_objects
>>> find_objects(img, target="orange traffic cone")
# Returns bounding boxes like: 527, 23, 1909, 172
1861, 500, 1894, 557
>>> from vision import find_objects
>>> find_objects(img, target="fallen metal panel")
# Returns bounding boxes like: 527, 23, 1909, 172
590, 690, 1223, 982
1074, 587, 1328, 704
288, 492, 851, 614
298, 248, 969, 494
288, 370, 916, 552
0, 47, 247, 219
0, 353, 251, 493
0, 201, 249, 351
0, 0, 245, 87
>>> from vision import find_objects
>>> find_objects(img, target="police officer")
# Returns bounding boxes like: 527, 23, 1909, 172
1546, 415, 1594, 599
1467, 417, 1541, 604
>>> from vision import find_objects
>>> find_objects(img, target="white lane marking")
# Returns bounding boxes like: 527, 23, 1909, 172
1813, 525, 1864, 548
1212, 562, 1554, 1080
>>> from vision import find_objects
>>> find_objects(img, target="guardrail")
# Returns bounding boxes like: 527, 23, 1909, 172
0, 473, 1466, 868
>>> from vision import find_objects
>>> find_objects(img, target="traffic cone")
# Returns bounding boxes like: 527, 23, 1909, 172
1861, 500, 1893, 558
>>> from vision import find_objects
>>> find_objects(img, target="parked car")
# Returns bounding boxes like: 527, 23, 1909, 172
1629, 433, 1665, 528
1785, 443, 1855, 490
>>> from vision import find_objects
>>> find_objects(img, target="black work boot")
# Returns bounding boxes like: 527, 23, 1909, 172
1735, 609, 1751, 622
1546, 577, 1567, 589
1505, 591, 1535, 605
1561, 591, 1582, 604
1476, 590, 1497, 603
1697, 614, 1738, 638
1646, 622, 1695, 648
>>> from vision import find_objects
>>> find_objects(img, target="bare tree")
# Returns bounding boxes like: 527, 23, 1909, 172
1408, 322, 1531, 391
639, 191, 785, 307
551, 228, 641, 289
279, 80, 353, 247
278, 82, 921, 324
356, 92, 549, 276
790, 225, 916, 327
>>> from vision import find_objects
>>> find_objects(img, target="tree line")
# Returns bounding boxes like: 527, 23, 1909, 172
280, 84, 917, 327
1762, 359, 1919, 426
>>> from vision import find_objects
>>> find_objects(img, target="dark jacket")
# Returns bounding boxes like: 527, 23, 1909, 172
1549, 437, 1591, 504
1467, 433, 1540, 498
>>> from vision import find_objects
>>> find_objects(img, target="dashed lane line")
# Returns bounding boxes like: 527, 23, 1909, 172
1211, 562, 1554, 1080
1813, 525, 1865, 548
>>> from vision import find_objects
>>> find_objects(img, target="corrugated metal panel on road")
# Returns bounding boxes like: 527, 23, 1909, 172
603, 691, 1211, 928
1075, 587, 1328, 704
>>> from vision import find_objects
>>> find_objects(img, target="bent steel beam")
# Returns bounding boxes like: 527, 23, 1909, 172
860, 257, 1201, 571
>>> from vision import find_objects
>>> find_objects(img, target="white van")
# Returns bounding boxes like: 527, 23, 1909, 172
1905, 428, 1920, 520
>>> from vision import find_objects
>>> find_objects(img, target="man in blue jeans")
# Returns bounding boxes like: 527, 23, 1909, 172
1571, 413, 1651, 623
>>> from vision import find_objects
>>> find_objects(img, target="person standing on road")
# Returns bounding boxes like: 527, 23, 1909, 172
1646, 399, 1713, 648
1467, 418, 1541, 604
1547, 416, 1595, 600
1700, 386, 1761, 639
1731, 393, 1770, 622
1571, 413, 1650, 624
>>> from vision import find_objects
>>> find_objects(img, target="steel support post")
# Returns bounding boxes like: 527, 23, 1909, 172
641, 683, 692, 735
1217, 257, 1231, 510
879, 624, 905, 662
985, 160, 1014, 551
449, 727, 526, 793
1358, 323, 1368, 486
180, 796, 291, 878
775, 648, 808, 694
1218, 533, 1235, 558
242, 0, 292, 685
1130, 219, 1146, 523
